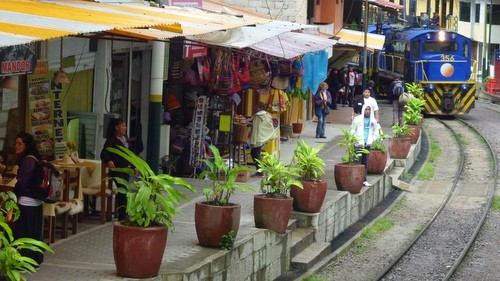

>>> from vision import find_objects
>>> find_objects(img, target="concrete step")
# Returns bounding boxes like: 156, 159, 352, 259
291, 242, 331, 271
291, 228, 315, 257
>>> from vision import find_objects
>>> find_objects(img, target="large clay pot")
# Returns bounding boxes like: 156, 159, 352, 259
194, 202, 241, 248
367, 150, 387, 174
290, 180, 327, 213
388, 137, 412, 159
292, 123, 303, 134
334, 163, 365, 193
113, 222, 168, 278
407, 125, 421, 144
254, 194, 293, 234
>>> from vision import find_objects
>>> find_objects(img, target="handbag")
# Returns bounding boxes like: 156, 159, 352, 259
324, 106, 331, 115
398, 92, 413, 105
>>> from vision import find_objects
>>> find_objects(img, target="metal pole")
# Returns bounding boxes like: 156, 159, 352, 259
363, 0, 369, 89
487, 0, 492, 75
482, 2, 488, 77
146, 41, 165, 173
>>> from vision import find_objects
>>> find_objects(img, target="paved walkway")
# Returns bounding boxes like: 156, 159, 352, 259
33, 103, 395, 281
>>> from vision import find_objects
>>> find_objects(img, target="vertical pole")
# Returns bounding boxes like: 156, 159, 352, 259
363, 0, 369, 89
482, 2, 488, 77
146, 41, 165, 173
487, 0, 492, 75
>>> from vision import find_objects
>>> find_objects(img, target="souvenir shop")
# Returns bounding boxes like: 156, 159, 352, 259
162, 39, 330, 176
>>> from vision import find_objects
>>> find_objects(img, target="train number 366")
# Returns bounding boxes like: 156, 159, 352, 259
441, 55, 455, 62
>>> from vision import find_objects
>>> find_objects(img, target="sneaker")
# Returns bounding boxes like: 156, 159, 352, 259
320, 136, 327, 139
363, 181, 372, 187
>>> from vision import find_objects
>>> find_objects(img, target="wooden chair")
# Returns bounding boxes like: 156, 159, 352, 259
81, 162, 114, 224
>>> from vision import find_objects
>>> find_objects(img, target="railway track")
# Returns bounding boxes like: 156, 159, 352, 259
377, 118, 498, 280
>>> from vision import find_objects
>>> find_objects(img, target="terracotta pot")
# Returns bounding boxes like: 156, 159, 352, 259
388, 137, 412, 159
367, 150, 387, 174
407, 125, 421, 144
194, 202, 241, 248
334, 163, 365, 193
290, 180, 327, 213
113, 222, 168, 278
292, 123, 303, 134
253, 194, 293, 234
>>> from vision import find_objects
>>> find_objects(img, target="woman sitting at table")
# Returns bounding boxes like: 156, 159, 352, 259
100, 118, 136, 221
12, 132, 45, 265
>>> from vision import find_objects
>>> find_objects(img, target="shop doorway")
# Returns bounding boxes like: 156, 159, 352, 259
110, 50, 150, 155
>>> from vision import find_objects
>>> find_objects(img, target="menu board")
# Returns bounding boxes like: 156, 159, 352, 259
27, 60, 54, 160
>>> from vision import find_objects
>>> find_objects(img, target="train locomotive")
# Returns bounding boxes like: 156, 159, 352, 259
371, 28, 476, 115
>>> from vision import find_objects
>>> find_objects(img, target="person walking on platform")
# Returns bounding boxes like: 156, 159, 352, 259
328, 67, 342, 110
343, 65, 358, 107
249, 102, 275, 177
352, 88, 380, 124
314, 82, 332, 139
389, 77, 405, 126
351, 105, 379, 187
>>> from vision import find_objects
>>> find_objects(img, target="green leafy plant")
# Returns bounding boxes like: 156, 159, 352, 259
338, 128, 369, 164
405, 82, 424, 98
287, 87, 309, 101
107, 146, 196, 229
256, 152, 302, 198
198, 145, 254, 206
290, 140, 325, 182
371, 128, 390, 152
1, 191, 53, 281
391, 123, 413, 138
219, 230, 236, 250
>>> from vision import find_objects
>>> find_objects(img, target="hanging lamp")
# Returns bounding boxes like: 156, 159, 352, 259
0, 76, 18, 90
52, 38, 70, 85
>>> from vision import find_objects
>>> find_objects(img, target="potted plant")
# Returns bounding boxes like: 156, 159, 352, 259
402, 96, 425, 144
106, 146, 196, 278
405, 82, 424, 99
254, 152, 302, 234
196, 145, 253, 249
1, 191, 53, 281
334, 128, 369, 193
289, 140, 327, 213
368, 128, 389, 174
388, 123, 413, 159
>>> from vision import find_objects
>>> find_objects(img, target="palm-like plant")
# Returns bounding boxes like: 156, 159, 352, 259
257, 152, 302, 197
339, 128, 369, 164
391, 123, 413, 138
1, 191, 53, 281
107, 146, 196, 229
405, 82, 424, 98
198, 145, 254, 206
371, 128, 390, 152
290, 140, 325, 182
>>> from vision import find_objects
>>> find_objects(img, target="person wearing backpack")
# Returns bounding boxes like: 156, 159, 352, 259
100, 118, 137, 221
389, 77, 405, 126
12, 132, 45, 265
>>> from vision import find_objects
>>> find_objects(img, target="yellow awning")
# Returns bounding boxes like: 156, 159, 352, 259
335, 28, 386, 51
0, 0, 269, 47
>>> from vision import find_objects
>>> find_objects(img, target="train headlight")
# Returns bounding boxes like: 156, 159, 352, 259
426, 34, 431, 40
460, 84, 469, 92
438, 31, 446, 41
427, 84, 436, 92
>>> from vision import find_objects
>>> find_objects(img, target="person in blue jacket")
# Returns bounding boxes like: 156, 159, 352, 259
314, 82, 332, 138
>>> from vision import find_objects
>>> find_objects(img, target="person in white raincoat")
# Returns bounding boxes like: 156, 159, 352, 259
249, 102, 276, 177
351, 104, 379, 187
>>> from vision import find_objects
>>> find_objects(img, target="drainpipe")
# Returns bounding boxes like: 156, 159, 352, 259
146, 41, 164, 172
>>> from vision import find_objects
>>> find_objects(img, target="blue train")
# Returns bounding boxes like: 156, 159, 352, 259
368, 27, 476, 115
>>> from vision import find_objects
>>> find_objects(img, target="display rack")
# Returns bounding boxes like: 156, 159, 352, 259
189, 96, 208, 175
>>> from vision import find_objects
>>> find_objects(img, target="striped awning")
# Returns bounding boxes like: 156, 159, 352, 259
0, 0, 269, 47
335, 28, 386, 50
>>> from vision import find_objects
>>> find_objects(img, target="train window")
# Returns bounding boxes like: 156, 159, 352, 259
463, 41, 469, 57
423, 42, 458, 53
411, 41, 420, 58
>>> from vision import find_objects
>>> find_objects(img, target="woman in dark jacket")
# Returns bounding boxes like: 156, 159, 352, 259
13, 132, 45, 265
100, 118, 135, 221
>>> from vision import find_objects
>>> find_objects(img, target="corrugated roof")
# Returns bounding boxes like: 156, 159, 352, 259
0, 0, 269, 47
